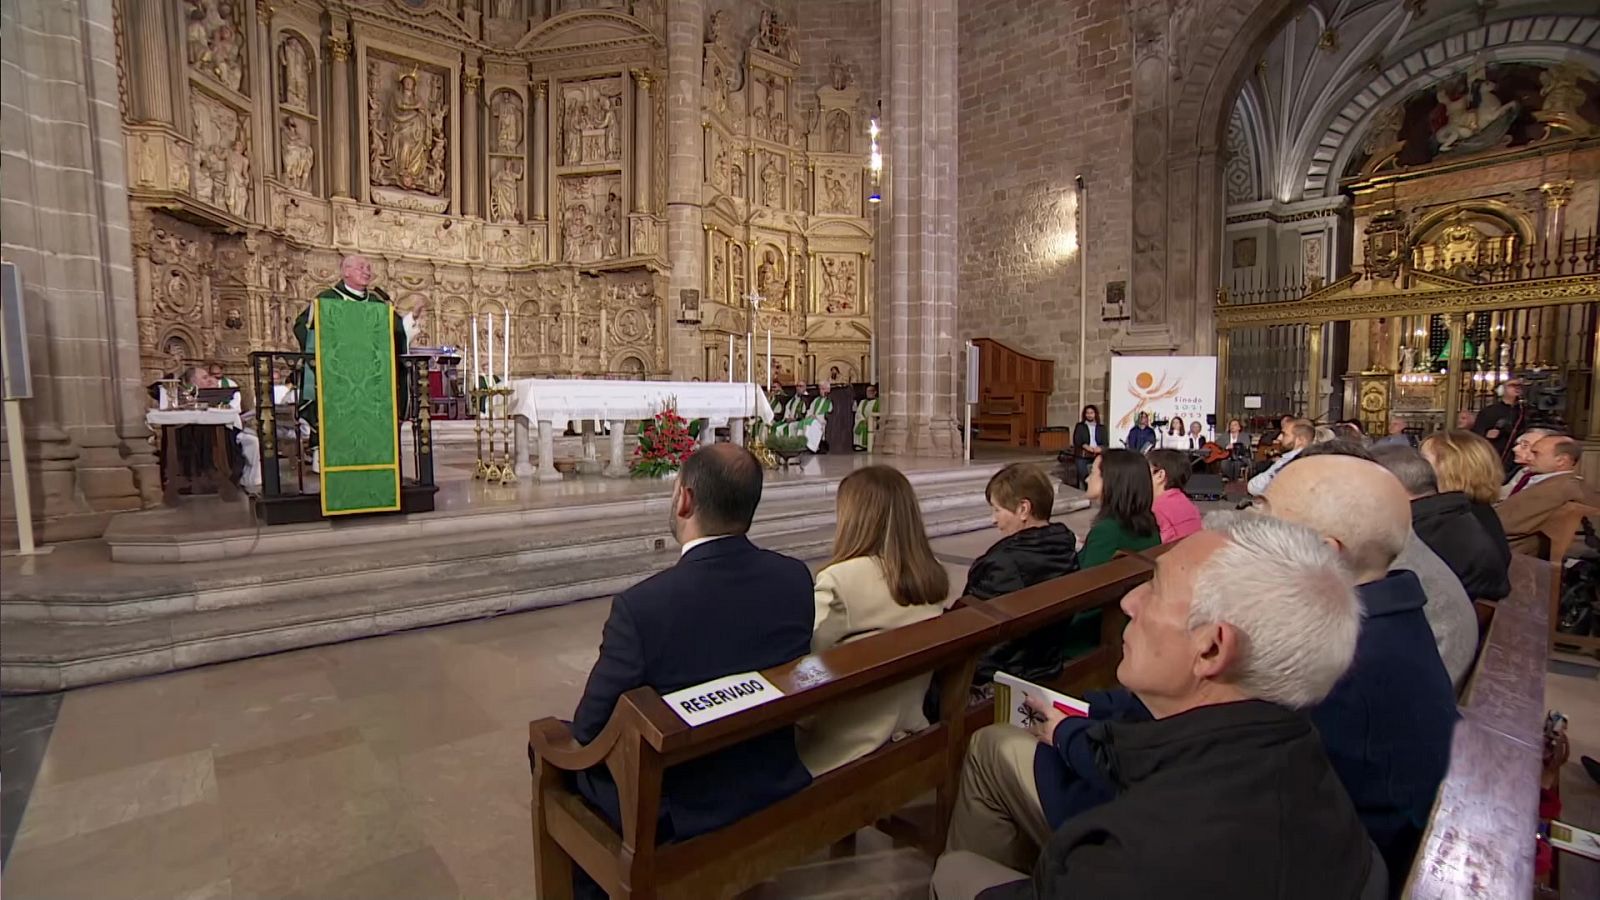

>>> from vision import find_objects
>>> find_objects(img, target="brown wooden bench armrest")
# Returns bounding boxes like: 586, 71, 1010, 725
529, 717, 620, 772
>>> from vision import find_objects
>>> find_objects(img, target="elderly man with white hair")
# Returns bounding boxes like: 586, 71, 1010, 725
292, 254, 410, 471
934, 515, 1381, 900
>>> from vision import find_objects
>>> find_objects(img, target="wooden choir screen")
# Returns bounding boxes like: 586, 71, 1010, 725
971, 337, 1054, 448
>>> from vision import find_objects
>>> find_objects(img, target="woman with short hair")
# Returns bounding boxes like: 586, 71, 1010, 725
798, 466, 949, 775
1147, 449, 1203, 543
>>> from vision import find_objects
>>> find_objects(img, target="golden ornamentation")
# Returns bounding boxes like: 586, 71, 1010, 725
1216, 272, 1600, 329
463, 68, 482, 93
327, 36, 350, 63
1540, 180, 1574, 209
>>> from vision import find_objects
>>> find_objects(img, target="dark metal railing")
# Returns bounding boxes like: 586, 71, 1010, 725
248, 351, 435, 503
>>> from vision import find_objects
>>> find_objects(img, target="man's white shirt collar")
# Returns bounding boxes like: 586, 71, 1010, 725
679, 534, 735, 558
337, 281, 367, 299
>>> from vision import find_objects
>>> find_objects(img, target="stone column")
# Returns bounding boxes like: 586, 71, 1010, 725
1541, 180, 1573, 247
532, 80, 549, 220
632, 69, 654, 212
1, 0, 160, 544
327, 27, 353, 198
463, 64, 482, 218
664, 0, 705, 378
125, 0, 173, 124
875, 0, 961, 457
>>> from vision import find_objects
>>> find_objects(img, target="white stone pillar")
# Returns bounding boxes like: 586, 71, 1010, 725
665, 0, 704, 378
463, 64, 482, 218
535, 420, 561, 482
604, 419, 628, 477
126, 0, 173, 124
328, 26, 352, 198
532, 80, 548, 220
875, 0, 961, 457
632, 69, 654, 212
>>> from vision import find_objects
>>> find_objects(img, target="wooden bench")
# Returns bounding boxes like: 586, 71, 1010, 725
1404, 553, 1550, 898
528, 555, 1157, 899
1543, 500, 1600, 657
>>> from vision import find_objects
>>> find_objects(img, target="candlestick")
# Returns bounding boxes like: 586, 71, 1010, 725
487, 313, 495, 383
727, 334, 734, 382
766, 330, 772, 390
471, 314, 480, 387
746, 331, 753, 384
503, 310, 510, 379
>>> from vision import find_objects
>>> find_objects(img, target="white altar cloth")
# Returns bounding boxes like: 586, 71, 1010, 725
508, 379, 774, 430
507, 380, 773, 482
146, 408, 243, 429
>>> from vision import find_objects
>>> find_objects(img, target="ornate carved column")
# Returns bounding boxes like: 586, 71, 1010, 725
463, 64, 482, 218
125, 0, 174, 124
327, 27, 353, 199
532, 80, 548, 220
664, 0, 705, 377
1541, 180, 1574, 246
632, 68, 654, 212
875, 0, 961, 456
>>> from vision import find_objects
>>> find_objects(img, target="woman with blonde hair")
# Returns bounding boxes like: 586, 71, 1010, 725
1421, 430, 1512, 567
797, 466, 949, 775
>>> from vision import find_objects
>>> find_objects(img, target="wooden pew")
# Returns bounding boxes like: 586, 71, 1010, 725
1543, 500, 1600, 657
1404, 554, 1550, 899
528, 555, 1157, 900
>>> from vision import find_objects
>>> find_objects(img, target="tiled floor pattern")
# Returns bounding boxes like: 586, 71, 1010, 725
3, 489, 1598, 898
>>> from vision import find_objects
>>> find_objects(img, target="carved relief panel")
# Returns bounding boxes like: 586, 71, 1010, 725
559, 174, 623, 264
184, 0, 246, 94
275, 29, 319, 196
191, 91, 251, 218
559, 78, 624, 167
817, 253, 861, 315
366, 55, 451, 213
816, 165, 859, 217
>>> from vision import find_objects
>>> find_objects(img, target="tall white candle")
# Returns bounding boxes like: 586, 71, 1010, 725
746, 331, 753, 384
766, 330, 772, 390
503, 310, 511, 378
487, 313, 495, 383
471, 314, 480, 386
727, 334, 734, 382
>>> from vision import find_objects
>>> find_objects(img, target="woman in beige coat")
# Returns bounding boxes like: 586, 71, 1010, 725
797, 466, 949, 776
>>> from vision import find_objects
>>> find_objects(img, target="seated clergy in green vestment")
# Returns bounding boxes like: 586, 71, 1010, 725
775, 382, 808, 440
798, 381, 833, 452
292, 254, 410, 515
853, 383, 879, 451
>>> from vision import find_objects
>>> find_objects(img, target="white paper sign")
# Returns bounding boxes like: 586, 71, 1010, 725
662, 672, 784, 727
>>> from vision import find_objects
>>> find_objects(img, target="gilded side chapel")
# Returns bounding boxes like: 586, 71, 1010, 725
122, 0, 876, 392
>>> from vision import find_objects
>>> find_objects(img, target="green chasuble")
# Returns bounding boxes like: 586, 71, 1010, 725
802, 395, 832, 427
854, 396, 879, 450
295, 284, 408, 515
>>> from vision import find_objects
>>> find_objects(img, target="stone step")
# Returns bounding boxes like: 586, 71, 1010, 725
101, 462, 1007, 563
1, 477, 1005, 623
0, 504, 1000, 692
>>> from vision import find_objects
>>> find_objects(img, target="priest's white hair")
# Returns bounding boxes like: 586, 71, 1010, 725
1189, 511, 1362, 709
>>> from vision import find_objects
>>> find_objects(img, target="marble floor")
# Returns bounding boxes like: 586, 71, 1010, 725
3, 489, 1598, 898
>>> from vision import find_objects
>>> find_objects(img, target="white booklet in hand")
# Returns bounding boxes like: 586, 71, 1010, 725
993, 671, 1090, 730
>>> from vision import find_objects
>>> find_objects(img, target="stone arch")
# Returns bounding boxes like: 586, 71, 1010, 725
614, 353, 647, 378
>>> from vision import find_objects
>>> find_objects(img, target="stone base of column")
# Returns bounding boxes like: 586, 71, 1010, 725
0, 431, 133, 543
874, 414, 963, 458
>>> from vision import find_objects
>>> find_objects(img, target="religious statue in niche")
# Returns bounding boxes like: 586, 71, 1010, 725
704, 57, 731, 116
490, 159, 524, 224
753, 9, 798, 62
756, 248, 785, 305
192, 94, 247, 213
368, 62, 450, 209
730, 243, 746, 300
792, 251, 807, 308
710, 140, 730, 194
1536, 63, 1600, 137
760, 155, 784, 207
820, 255, 857, 314
184, 0, 245, 93
827, 110, 850, 153
280, 37, 310, 109
1432, 66, 1517, 154
753, 75, 788, 143
710, 250, 726, 302
281, 117, 314, 191
492, 91, 524, 154
561, 79, 623, 166
829, 56, 855, 92
730, 162, 745, 199
559, 174, 621, 263
793, 173, 808, 212
225, 135, 250, 217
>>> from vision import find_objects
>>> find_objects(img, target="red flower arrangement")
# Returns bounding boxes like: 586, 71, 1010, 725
630, 398, 702, 478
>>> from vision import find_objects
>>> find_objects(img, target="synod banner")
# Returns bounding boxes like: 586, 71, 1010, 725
1107, 356, 1218, 443
314, 297, 402, 515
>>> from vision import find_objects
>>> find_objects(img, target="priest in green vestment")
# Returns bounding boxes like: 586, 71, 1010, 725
853, 383, 879, 451
293, 255, 410, 515
798, 381, 833, 452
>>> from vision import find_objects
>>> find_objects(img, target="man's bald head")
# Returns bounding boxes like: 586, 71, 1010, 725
1261, 455, 1412, 583
340, 255, 375, 291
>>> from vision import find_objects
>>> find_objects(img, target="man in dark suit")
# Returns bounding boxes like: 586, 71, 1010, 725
571, 443, 815, 843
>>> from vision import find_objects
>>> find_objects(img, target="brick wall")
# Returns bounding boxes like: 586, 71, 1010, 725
795, 0, 880, 102
957, 0, 1132, 426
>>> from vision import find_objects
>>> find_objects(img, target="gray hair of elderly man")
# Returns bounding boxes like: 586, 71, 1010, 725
1192, 511, 1362, 709
1368, 444, 1439, 498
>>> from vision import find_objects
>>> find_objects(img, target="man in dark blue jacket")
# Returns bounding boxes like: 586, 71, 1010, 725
569, 443, 815, 842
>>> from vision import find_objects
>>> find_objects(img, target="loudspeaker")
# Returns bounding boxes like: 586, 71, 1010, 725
1184, 473, 1227, 501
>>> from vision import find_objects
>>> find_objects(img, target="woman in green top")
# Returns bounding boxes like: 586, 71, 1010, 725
1080, 448, 1162, 567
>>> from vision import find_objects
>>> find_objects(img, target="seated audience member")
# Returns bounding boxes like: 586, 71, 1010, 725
1496, 435, 1588, 554
1080, 449, 1161, 568
1374, 418, 1416, 449
963, 463, 1081, 687
1420, 430, 1512, 569
1313, 424, 1336, 445
1220, 418, 1254, 481
935, 516, 1377, 900
568, 445, 814, 843
798, 466, 947, 776
1334, 421, 1368, 446
1261, 453, 1458, 877
1371, 445, 1510, 601
1068, 405, 1107, 487
1125, 412, 1156, 453
1500, 427, 1558, 494
1147, 449, 1202, 543
1247, 420, 1313, 495
1292, 442, 1478, 688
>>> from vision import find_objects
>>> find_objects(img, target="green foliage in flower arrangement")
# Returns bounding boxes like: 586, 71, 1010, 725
630, 399, 700, 477
764, 433, 809, 453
